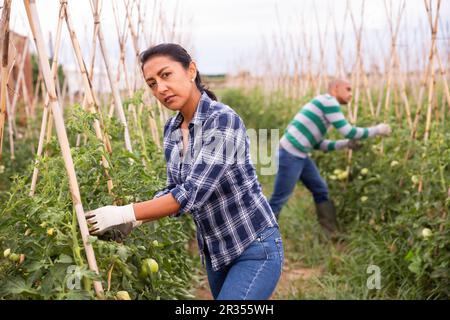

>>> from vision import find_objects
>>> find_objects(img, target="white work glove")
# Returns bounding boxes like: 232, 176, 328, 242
375, 123, 391, 136
86, 204, 138, 235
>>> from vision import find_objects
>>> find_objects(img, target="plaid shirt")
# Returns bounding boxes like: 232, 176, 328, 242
154, 92, 277, 271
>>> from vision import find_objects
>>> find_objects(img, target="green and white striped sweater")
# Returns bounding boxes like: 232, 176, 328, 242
280, 94, 379, 158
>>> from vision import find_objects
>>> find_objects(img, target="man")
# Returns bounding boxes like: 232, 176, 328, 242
269, 79, 391, 237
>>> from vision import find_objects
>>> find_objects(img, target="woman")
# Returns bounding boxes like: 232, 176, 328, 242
86, 43, 283, 300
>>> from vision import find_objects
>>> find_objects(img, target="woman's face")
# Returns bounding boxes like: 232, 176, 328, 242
142, 55, 197, 111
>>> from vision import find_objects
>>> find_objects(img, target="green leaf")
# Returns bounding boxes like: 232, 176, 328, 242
1, 277, 38, 296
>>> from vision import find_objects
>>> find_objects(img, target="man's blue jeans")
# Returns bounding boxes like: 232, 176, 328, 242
205, 226, 284, 300
269, 146, 329, 219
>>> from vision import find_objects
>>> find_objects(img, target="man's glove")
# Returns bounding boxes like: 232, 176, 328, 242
375, 123, 391, 136
347, 139, 362, 151
86, 204, 137, 235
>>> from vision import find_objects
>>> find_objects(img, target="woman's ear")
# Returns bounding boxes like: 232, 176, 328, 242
188, 61, 197, 82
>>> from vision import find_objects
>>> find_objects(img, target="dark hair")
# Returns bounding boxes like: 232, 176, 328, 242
140, 43, 217, 101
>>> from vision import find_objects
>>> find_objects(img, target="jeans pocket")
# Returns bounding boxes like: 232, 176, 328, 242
256, 226, 278, 242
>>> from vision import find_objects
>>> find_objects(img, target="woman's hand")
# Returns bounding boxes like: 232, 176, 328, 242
85, 204, 137, 235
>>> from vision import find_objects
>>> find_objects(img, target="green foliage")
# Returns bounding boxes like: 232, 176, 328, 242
221, 88, 449, 299
0, 105, 195, 300
220, 87, 306, 132
315, 126, 449, 299
31, 54, 65, 97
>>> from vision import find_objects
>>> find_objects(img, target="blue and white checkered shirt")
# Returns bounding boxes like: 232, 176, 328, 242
154, 92, 278, 271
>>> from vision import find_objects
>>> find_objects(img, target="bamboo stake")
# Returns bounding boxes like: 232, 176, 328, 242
313, 1, 329, 96
112, 0, 132, 98
88, 0, 99, 84
20, 68, 33, 142
393, 50, 413, 129
91, 0, 133, 153
423, 0, 441, 143
124, 0, 161, 148
31, 70, 42, 112
382, 0, 406, 123
5, 93, 14, 160
435, 48, 450, 113
24, 0, 104, 297
332, 1, 349, 79
62, 0, 114, 193
0, 0, 12, 161
348, 0, 365, 123
10, 40, 29, 136
30, 1, 65, 196
346, 0, 367, 177
417, 0, 441, 193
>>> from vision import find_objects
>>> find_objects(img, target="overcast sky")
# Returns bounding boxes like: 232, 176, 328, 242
4, 0, 450, 75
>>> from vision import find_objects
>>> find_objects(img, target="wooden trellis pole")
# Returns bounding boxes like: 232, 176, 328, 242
332, 1, 349, 80
415, 0, 441, 193
111, 0, 151, 161
0, 0, 12, 161
5, 92, 15, 160
91, 0, 133, 153
435, 48, 450, 113
124, 0, 161, 148
423, 0, 441, 143
348, 0, 365, 123
348, 0, 376, 118
24, 0, 104, 297
30, 1, 65, 196
61, 0, 114, 193
9, 40, 29, 136
87, 0, 99, 84
313, 1, 330, 96
385, 0, 413, 129
112, 0, 132, 98
382, 0, 406, 123
345, 0, 367, 178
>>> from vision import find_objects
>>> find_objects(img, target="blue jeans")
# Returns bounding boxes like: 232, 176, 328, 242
205, 226, 284, 300
269, 147, 329, 219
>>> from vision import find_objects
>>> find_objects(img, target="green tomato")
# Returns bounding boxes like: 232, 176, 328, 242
390, 160, 399, 167
9, 253, 20, 262
141, 258, 159, 276
421, 228, 432, 239
3, 248, 11, 258
116, 291, 131, 300
148, 258, 159, 273
338, 171, 348, 181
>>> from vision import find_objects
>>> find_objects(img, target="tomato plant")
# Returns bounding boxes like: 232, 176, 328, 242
0, 104, 196, 300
